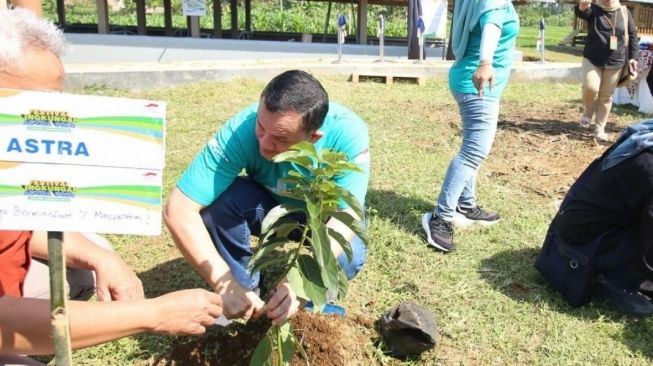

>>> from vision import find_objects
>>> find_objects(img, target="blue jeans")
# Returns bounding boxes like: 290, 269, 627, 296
436, 92, 500, 220
200, 177, 367, 290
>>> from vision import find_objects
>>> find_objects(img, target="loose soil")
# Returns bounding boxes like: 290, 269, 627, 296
151, 311, 376, 366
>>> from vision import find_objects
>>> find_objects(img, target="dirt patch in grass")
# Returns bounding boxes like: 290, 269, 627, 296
488, 101, 620, 201
150, 311, 376, 366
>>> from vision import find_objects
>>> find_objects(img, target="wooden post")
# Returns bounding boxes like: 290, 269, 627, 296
245, 0, 251, 34
136, 0, 147, 35
230, 0, 238, 38
357, 0, 367, 44
96, 0, 109, 34
164, 0, 173, 36
213, 0, 222, 38
56, 0, 66, 27
189, 16, 200, 37
48, 231, 72, 365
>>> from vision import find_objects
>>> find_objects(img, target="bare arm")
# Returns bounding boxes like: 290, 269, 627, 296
29, 231, 144, 301
0, 289, 222, 355
164, 187, 264, 319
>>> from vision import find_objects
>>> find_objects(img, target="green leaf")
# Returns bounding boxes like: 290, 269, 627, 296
250, 253, 293, 274
249, 237, 290, 271
327, 227, 353, 263
325, 211, 368, 246
338, 189, 366, 223
310, 220, 339, 294
249, 335, 273, 366
278, 322, 295, 364
261, 204, 303, 235
290, 255, 327, 307
304, 196, 320, 220
337, 266, 349, 301
287, 266, 309, 300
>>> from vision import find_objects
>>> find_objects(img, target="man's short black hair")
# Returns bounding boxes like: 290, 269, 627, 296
260, 70, 329, 132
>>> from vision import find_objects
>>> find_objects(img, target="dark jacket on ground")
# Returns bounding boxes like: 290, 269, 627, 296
575, 4, 640, 69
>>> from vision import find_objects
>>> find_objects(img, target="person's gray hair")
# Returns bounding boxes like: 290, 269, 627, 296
0, 9, 65, 70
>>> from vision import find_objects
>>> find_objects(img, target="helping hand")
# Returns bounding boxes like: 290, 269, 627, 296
579, 0, 592, 11
261, 279, 301, 326
215, 275, 265, 320
473, 63, 495, 97
94, 253, 144, 301
150, 289, 223, 335
629, 59, 638, 74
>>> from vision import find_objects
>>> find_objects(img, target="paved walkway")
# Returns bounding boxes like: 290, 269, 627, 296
62, 34, 580, 89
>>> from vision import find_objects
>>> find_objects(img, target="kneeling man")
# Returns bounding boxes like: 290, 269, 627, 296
164, 70, 370, 325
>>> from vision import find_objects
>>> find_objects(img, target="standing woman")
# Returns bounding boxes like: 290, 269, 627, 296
576, 0, 639, 141
422, 0, 519, 252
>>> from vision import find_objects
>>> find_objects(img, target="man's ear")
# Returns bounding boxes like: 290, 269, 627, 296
308, 130, 324, 143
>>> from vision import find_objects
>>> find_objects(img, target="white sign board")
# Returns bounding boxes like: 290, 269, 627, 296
422, 0, 448, 39
0, 89, 166, 235
183, 0, 206, 16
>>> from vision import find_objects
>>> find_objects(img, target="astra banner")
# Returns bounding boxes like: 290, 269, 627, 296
0, 89, 166, 235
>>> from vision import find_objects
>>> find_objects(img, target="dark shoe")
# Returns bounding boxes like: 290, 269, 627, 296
452, 205, 500, 227
592, 276, 653, 317
421, 212, 454, 252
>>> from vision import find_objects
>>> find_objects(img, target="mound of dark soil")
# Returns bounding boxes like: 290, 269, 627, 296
150, 311, 375, 366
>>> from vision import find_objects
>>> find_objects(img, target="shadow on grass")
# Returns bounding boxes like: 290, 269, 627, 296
479, 247, 653, 360
134, 258, 218, 362
367, 188, 433, 236
498, 116, 615, 141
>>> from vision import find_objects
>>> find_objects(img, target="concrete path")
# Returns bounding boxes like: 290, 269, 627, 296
62, 34, 580, 89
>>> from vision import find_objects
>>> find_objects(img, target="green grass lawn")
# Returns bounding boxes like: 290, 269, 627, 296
63, 76, 653, 365
517, 25, 583, 63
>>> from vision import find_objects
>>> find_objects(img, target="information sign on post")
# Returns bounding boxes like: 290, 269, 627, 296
0, 89, 166, 235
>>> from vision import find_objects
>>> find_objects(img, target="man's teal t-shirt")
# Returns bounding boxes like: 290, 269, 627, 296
449, 3, 520, 97
177, 102, 370, 208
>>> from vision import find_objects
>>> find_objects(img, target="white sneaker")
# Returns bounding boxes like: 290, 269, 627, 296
595, 131, 610, 142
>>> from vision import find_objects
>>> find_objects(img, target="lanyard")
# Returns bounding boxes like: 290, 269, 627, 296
603, 13, 616, 37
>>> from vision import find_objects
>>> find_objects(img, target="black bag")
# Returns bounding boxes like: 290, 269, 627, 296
379, 301, 437, 358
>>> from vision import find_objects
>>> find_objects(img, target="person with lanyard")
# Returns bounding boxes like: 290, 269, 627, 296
576, 0, 639, 141
422, 0, 519, 252
536, 119, 653, 316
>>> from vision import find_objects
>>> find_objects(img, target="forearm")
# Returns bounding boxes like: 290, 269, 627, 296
164, 190, 231, 289
0, 296, 154, 355
479, 23, 501, 64
29, 231, 114, 271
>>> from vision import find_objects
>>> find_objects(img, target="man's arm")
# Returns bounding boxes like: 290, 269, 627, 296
0, 289, 222, 355
28, 231, 144, 301
164, 187, 264, 319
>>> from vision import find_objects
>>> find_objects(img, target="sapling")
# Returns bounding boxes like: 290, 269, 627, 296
248, 141, 367, 366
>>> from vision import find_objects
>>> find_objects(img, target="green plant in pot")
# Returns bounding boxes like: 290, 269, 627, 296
248, 141, 367, 365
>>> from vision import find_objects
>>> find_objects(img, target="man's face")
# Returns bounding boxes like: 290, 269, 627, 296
0, 46, 64, 91
255, 101, 321, 160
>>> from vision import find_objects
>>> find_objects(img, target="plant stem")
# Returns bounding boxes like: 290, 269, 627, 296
275, 325, 283, 366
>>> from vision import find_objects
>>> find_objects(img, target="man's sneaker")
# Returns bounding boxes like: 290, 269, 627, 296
421, 212, 454, 252
592, 276, 653, 317
452, 205, 500, 227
